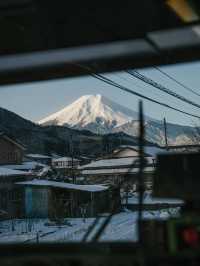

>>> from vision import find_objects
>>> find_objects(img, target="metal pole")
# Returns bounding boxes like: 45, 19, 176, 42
36, 231, 39, 243
138, 100, 145, 245
90, 192, 93, 217
70, 134, 75, 184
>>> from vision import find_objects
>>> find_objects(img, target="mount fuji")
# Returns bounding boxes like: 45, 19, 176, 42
39, 94, 141, 130
39, 94, 196, 145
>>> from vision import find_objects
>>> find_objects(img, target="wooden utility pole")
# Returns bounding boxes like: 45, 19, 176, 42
163, 118, 168, 150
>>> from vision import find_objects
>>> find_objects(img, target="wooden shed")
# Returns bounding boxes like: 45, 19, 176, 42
16, 179, 110, 219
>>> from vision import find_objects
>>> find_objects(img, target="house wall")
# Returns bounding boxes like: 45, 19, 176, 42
25, 187, 49, 218
49, 189, 96, 218
0, 176, 29, 218
93, 190, 111, 214
71, 190, 110, 217
52, 160, 80, 169
0, 138, 23, 165
52, 167, 81, 177
23, 186, 111, 219
84, 172, 154, 190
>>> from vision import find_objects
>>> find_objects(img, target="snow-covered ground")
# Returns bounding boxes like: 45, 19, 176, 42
121, 191, 184, 205
0, 209, 179, 244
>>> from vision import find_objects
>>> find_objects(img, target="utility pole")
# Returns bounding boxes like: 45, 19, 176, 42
70, 133, 75, 184
163, 118, 168, 150
138, 100, 145, 246
36, 231, 39, 243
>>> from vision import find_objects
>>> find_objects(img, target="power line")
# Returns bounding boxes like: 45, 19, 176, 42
116, 73, 167, 100
90, 72, 200, 119
126, 70, 200, 110
154, 66, 200, 97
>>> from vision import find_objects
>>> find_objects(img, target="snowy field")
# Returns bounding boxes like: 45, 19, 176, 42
0, 208, 179, 244
121, 191, 184, 205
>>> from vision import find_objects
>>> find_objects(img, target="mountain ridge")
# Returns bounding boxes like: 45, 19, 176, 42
0, 106, 148, 156
39, 94, 196, 145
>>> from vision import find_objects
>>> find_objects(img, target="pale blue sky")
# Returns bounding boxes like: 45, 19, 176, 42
0, 61, 200, 126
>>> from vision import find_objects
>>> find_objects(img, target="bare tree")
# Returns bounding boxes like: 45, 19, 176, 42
191, 123, 200, 145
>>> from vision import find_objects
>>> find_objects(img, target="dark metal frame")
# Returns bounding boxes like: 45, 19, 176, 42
0, 23, 200, 85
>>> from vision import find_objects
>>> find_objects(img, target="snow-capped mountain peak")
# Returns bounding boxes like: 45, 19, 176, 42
38, 94, 139, 129
38, 94, 196, 145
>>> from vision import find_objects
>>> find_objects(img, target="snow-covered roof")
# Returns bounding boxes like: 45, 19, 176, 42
0, 167, 30, 176
3, 161, 46, 171
82, 166, 154, 175
52, 157, 80, 162
115, 145, 166, 157
16, 179, 108, 192
79, 157, 154, 169
26, 154, 51, 159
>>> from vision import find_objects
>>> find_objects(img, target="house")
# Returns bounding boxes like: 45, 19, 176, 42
111, 145, 166, 160
79, 145, 164, 189
0, 167, 32, 218
52, 156, 80, 169
25, 153, 52, 165
79, 156, 155, 188
52, 156, 81, 176
0, 132, 25, 165
16, 179, 111, 219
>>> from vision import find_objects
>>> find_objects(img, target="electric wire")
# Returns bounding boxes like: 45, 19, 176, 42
126, 70, 200, 109
154, 66, 200, 97
90, 72, 200, 119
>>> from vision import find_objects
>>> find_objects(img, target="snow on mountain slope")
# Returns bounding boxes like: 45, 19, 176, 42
113, 120, 196, 145
38, 94, 196, 145
39, 94, 139, 128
